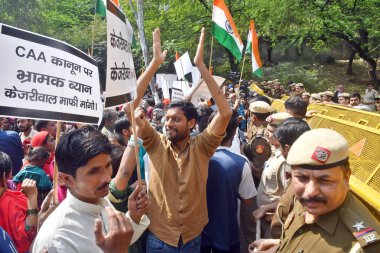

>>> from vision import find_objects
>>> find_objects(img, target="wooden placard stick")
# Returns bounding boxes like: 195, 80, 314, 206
129, 102, 142, 187
53, 121, 62, 204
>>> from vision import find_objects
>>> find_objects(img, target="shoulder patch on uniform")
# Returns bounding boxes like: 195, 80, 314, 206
256, 145, 265, 154
352, 224, 380, 248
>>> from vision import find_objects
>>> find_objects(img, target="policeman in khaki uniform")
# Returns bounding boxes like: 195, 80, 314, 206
253, 112, 293, 239
251, 128, 380, 253
241, 101, 274, 250
243, 101, 274, 186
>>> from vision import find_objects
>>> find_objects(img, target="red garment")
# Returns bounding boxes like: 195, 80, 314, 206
0, 190, 37, 253
31, 131, 49, 147
49, 160, 67, 202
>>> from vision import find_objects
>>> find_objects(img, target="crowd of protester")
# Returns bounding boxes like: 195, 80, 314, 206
0, 28, 379, 253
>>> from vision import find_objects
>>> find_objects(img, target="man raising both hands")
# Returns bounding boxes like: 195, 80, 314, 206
133, 28, 232, 253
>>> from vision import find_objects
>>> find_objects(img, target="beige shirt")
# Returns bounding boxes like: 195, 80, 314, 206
141, 123, 224, 247
256, 148, 289, 207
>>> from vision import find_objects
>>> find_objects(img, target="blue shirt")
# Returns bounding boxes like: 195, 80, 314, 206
0, 226, 18, 253
0, 131, 23, 175
202, 148, 248, 250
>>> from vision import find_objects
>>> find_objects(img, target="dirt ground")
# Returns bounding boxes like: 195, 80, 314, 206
318, 59, 380, 92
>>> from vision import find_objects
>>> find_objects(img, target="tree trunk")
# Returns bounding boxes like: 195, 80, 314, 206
266, 38, 273, 63
129, 0, 156, 94
333, 31, 379, 88
226, 50, 238, 72
346, 49, 356, 75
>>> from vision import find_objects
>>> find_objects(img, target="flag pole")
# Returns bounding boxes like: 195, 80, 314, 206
237, 54, 246, 91
209, 36, 214, 74
53, 121, 62, 204
90, 1, 98, 56
129, 102, 142, 188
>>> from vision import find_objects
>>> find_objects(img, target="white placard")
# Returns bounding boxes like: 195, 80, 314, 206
191, 66, 201, 86
156, 73, 177, 88
161, 76, 170, 99
188, 76, 226, 105
171, 88, 185, 101
174, 52, 193, 80
105, 0, 136, 107
172, 81, 189, 91
0, 24, 102, 124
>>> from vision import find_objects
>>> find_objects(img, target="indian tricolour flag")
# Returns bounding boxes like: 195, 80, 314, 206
246, 20, 262, 77
212, 0, 243, 62
96, 0, 122, 17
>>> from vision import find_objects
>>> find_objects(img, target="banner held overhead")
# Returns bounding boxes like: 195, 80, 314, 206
0, 24, 102, 124
105, 0, 137, 108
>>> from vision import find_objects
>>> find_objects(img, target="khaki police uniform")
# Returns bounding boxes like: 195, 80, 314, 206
278, 192, 380, 253
241, 101, 274, 250
274, 128, 380, 253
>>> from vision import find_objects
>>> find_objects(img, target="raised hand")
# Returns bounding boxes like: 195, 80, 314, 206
94, 207, 133, 253
21, 178, 38, 199
152, 28, 168, 66
193, 27, 206, 67
134, 107, 147, 129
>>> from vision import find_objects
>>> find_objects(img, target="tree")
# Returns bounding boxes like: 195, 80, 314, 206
248, 0, 380, 86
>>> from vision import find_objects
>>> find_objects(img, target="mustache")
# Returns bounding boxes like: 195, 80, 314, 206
300, 196, 327, 205
97, 183, 109, 191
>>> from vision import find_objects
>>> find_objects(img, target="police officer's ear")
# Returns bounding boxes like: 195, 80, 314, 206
282, 144, 291, 158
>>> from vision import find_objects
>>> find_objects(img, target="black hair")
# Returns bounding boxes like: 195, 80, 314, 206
350, 92, 361, 99
114, 118, 131, 135
274, 118, 310, 150
146, 98, 155, 107
35, 120, 49, 132
55, 129, 112, 177
168, 100, 198, 121
251, 112, 272, 121
0, 151, 12, 176
197, 107, 214, 133
110, 144, 125, 178
208, 110, 238, 143
154, 102, 165, 109
285, 96, 307, 117
110, 133, 126, 146
26, 146, 49, 162
251, 95, 272, 105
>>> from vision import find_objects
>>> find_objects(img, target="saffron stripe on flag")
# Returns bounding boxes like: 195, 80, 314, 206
213, 0, 243, 45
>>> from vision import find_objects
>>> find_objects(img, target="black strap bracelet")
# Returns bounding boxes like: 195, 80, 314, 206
26, 208, 39, 216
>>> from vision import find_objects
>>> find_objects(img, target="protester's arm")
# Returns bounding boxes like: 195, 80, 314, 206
252, 201, 279, 222
38, 189, 59, 230
124, 28, 167, 119
193, 28, 232, 136
230, 129, 241, 154
113, 145, 137, 191
248, 239, 280, 253
22, 179, 38, 230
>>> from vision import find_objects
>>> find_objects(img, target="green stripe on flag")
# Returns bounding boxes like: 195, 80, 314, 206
96, 0, 106, 17
253, 68, 263, 78
212, 23, 242, 62
246, 41, 252, 54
